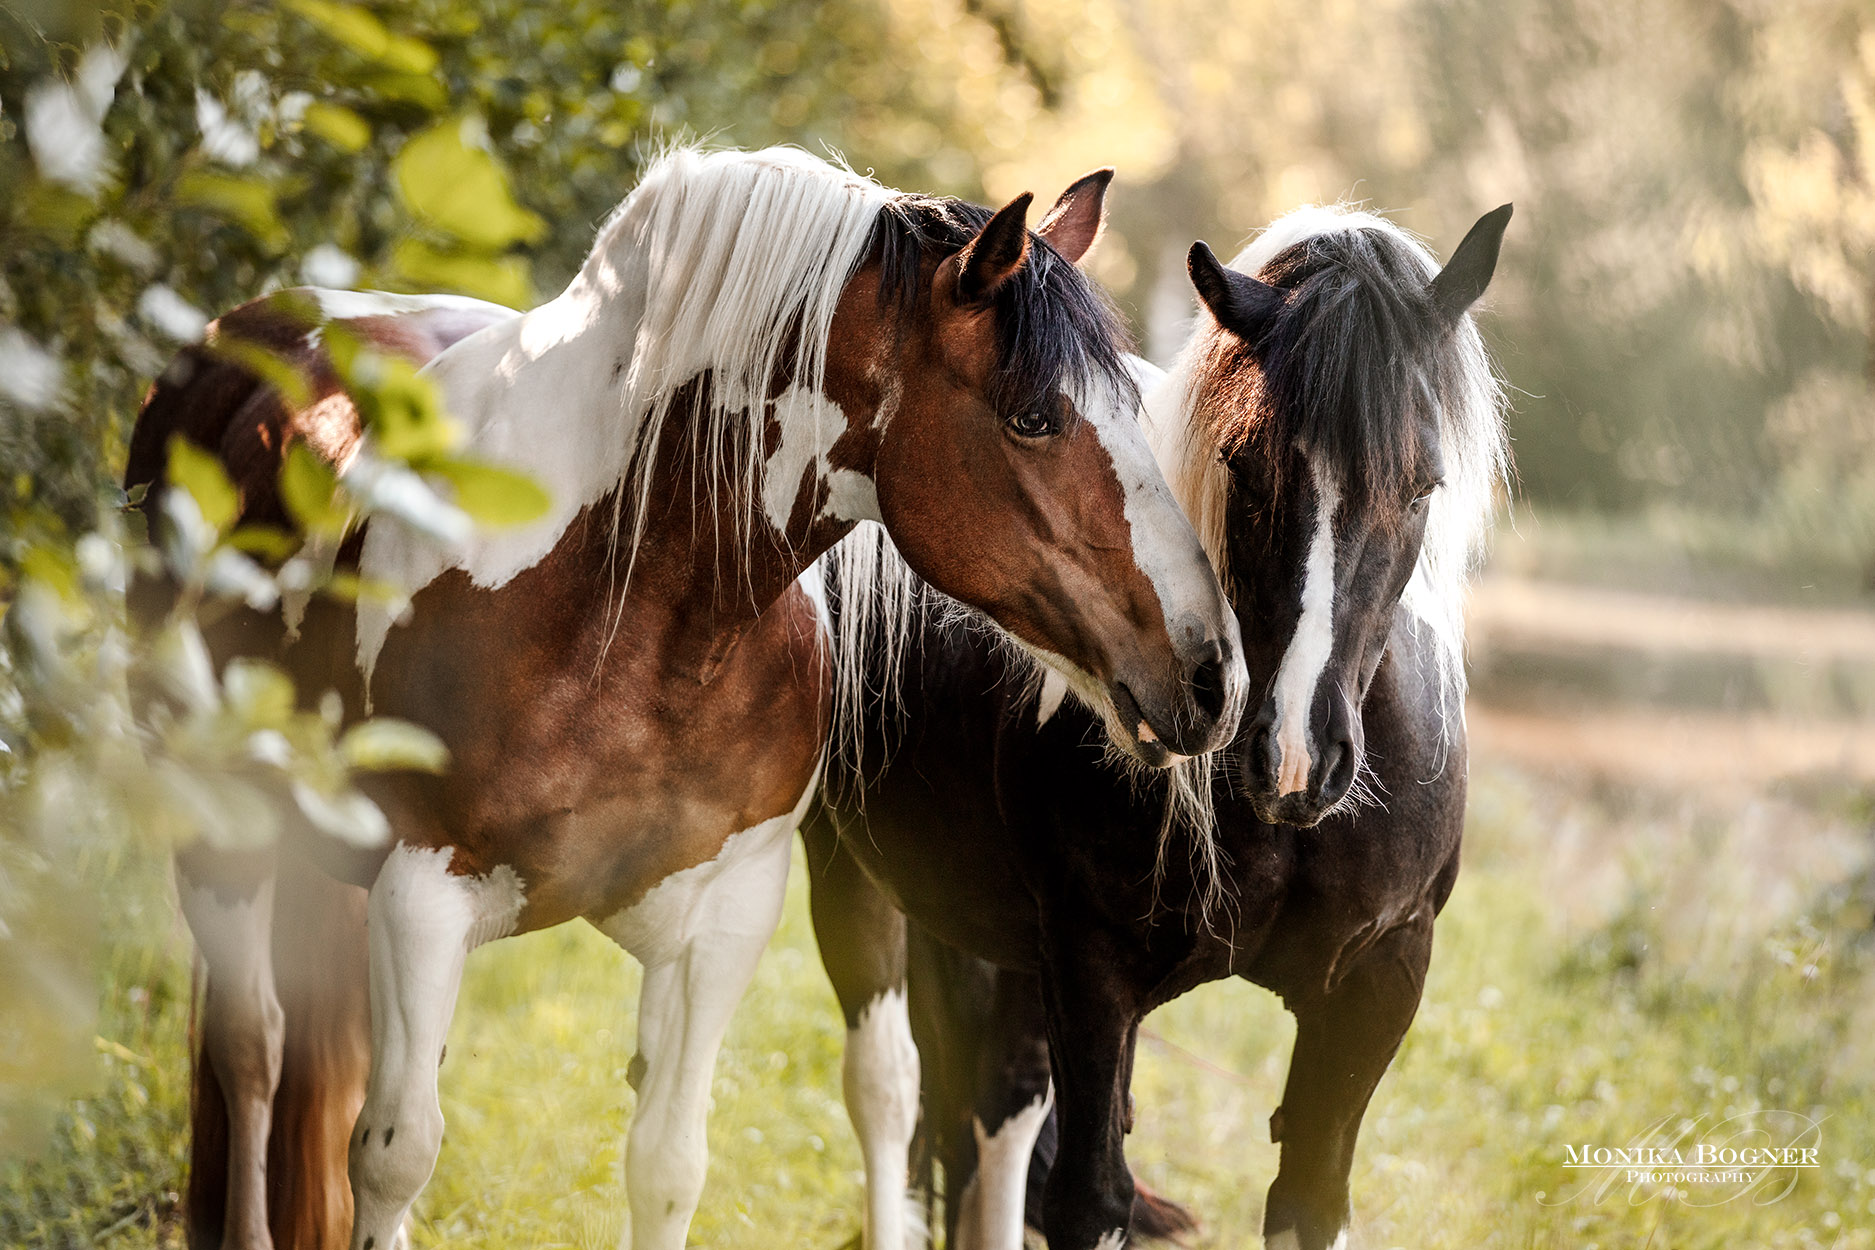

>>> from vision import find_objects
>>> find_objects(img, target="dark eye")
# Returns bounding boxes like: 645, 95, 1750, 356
1410, 481, 1441, 510
1006, 410, 1059, 440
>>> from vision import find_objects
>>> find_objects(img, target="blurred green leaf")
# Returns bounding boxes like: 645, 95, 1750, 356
173, 170, 287, 252
221, 658, 295, 727
394, 118, 546, 249
279, 442, 351, 538
301, 101, 371, 153
339, 718, 450, 773
205, 337, 314, 410
427, 457, 551, 527
389, 237, 533, 308
285, 0, 439, 74
325, 330, 460, 462
164, 436, 238, 533
226, 524, 300, 563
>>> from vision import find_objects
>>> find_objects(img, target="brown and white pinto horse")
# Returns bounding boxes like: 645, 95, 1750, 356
126, 147, 1247, 1250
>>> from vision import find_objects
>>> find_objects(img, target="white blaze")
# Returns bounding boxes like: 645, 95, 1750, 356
1272, 457, 1340, 796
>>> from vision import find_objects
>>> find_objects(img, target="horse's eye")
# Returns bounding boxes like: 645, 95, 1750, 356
1006, 410, 1059, 440
1410, 481, 1442, 510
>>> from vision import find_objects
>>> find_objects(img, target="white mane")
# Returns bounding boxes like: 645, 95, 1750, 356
1146, 203, 1509, 736
353, 146, 899, 686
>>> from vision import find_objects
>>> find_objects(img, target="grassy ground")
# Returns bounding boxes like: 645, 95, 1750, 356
3, 751, 1872, 1249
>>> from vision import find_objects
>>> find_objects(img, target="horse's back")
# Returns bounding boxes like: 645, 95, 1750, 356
126, 288, 516, 531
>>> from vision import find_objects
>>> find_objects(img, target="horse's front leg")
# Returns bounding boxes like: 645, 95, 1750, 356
1037, 934, 1141, 1250
176, 846, 285, 1250
599, 810, 795, 1250
348, 843, 523, 1250
804, 815, 921, 1250
1264, 916, 1433, 1250
954, 965, 1052, 1250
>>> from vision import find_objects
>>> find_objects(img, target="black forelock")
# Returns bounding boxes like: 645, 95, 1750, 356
869, 196, 1138, 418
1205, 226, 1454, 503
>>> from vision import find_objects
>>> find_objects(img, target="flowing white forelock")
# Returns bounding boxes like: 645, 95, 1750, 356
1147, 203, 1508, 742
353, 146, 899, 689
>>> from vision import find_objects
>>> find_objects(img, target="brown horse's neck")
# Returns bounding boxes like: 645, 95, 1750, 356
570, 282, 890, 685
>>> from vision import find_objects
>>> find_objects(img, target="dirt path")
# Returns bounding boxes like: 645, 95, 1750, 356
1465, 576, 1875, 787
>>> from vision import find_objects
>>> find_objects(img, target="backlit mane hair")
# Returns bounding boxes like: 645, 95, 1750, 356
588, 145, 893, 589
591, 145, 1137, 587
1147, 204, 1509, 736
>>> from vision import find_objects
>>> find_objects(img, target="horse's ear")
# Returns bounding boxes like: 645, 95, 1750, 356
947, 191, 1034, 306
1036, 168, 1113, 264
1188, 241, 1283, 342
1429, 203, 1512, 323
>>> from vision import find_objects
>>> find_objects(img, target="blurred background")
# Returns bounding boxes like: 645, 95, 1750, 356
2, 0, 1872, 1247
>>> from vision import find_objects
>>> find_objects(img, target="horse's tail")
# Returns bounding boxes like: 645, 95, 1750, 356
1025, 1102, 1202, 1245
186, 850, 371, 1250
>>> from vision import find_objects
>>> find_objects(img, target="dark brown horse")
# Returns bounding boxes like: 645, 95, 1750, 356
806, 203, 1511, 1250
127, 147, 1248, 1250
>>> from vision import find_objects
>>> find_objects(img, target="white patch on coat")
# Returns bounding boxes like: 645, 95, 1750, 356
844, 987, 921, 1250
1272, 458, 1340, 795
595, 789, 806, 965
958, 1085, 1053, 1250
761, 383, 847, 532
372, 843, 526, 956
821, 468, 881, 523
1093, 1230, 1128, 1250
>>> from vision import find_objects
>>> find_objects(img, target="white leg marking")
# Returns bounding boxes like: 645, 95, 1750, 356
957, 1086, 1053, 1250
598, 794, 809, 1250
1272, 458, 1341, 795
348, 846, 524, 1250
178, 868, 284, 1250
843, 987, 921, 1250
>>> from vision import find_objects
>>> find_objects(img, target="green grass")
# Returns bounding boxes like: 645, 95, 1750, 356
5, 761, 1873, 1249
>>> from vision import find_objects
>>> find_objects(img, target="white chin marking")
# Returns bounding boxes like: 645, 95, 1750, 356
1035, 668, 1070, 728
1271, 457, 1340, 796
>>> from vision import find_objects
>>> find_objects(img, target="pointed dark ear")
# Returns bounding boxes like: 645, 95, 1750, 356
1036, 168, 1113, 264
1188, 241, 1284, 342
948, 192, 1034, 305
1429, 203, 1512, 323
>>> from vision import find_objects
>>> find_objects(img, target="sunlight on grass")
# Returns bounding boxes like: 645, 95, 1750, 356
4, 761, 1872, 1248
